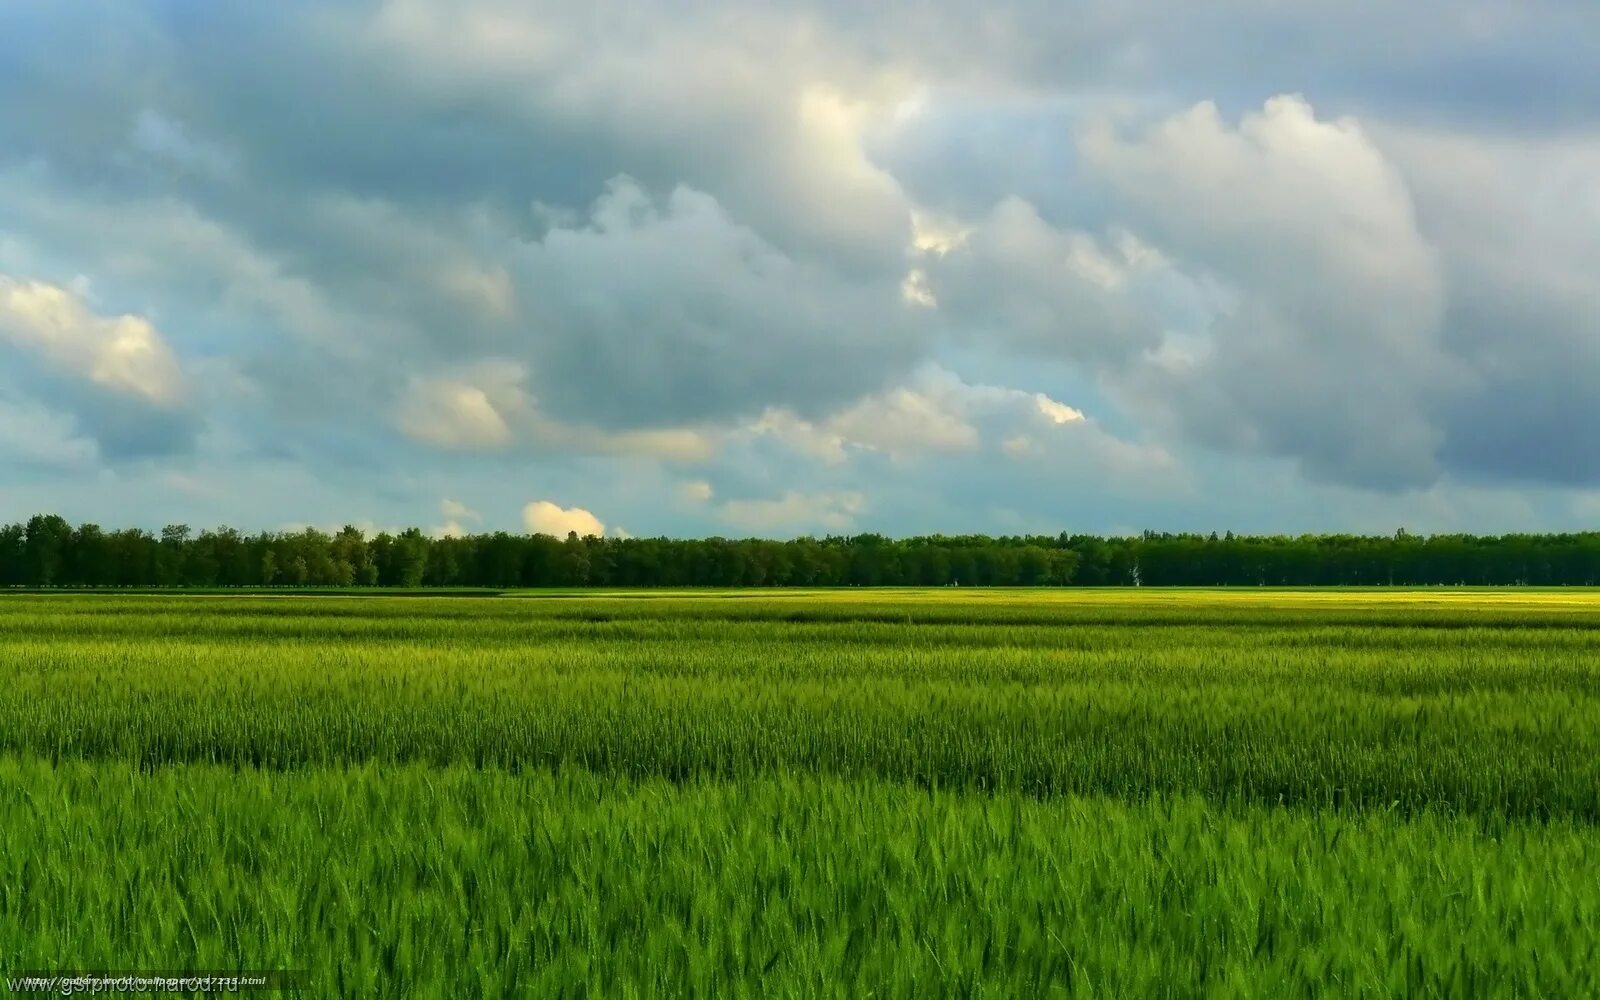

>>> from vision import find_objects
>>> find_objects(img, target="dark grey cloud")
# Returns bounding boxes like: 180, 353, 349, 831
0, 362, 198, 463
820, 1, 1600, 130
1435, 255, 1600, 486
1055, 97, 1455, 488
512, 178, 926, 428
920, 198, 1165, 367
1388, 131, 1600, 485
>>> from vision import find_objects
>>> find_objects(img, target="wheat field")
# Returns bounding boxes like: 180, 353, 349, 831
2, 590, 1597, 996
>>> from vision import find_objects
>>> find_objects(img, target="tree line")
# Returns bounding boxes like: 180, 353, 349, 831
2, 515, 1598, 588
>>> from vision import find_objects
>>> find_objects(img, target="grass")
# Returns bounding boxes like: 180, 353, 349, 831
5, 759, 1598, 998
1, 590, 1598, 996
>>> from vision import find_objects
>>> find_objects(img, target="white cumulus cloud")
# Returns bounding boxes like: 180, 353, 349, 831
432, 498, 484, 538
748, 368, 1094, 462
0, 276, 187, 408
394, 376, 515, 451
680, 480, 715, 503
395, 361, 715, 460
440, 498, 481, 522
522, 500, 606, 538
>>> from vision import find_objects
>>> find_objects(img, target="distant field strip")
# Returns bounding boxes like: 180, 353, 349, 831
2, 591, 1598, 996
2, 593, 1598, 817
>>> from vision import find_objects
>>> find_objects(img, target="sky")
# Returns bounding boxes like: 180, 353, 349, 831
1, 1, 1598, 539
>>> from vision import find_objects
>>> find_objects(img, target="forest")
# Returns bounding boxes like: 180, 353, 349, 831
2, 515, 1599, 588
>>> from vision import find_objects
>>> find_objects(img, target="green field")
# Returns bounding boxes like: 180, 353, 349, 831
2, 591, 1598, 996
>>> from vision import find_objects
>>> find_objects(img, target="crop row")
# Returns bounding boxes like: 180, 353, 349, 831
3, 596, 1598, 818
3, 757, 1596, 998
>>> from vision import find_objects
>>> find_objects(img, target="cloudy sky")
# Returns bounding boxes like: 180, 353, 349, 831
2, 1, 1598, 538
